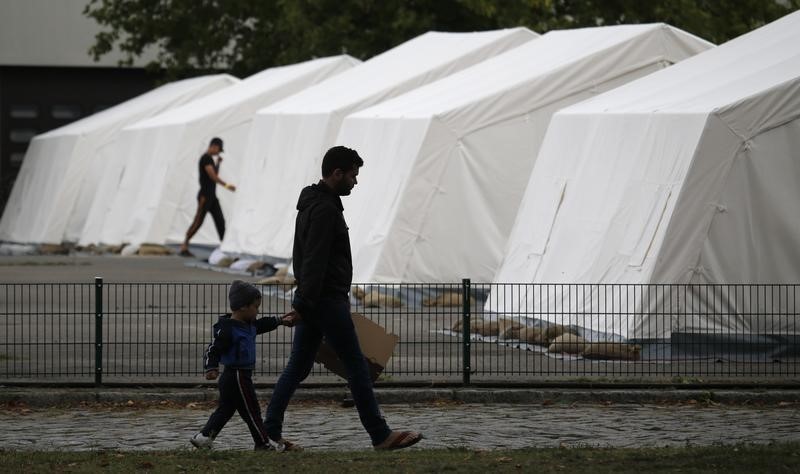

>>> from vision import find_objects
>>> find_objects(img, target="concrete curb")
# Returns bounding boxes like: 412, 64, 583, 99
2, 387, 800, 407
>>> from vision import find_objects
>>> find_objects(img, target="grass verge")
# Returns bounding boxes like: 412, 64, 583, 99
1, 443, 799, 473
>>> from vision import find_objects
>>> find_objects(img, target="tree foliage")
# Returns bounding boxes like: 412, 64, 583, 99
85, 0, 800, 79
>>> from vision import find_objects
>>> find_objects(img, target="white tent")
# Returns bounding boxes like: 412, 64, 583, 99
90, 55, 357, 247
0, 74, 237, 245
336, 24, 712, 284
492, 11, 800, 339
220, 28, 537, 258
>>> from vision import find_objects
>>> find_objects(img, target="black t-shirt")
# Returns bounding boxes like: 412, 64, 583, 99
198, 153, 218, 197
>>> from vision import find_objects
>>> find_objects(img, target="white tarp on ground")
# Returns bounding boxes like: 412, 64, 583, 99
336, 24, 712, 284
0, 74, 237, 245
88, 56, 357, 247
491, 11, 800, 339
221, 28, 538, 258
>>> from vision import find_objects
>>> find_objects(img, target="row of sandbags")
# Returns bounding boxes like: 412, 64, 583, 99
256, 266, 296, 285
31, 242, 171, 256
450, 317, 641, 361
351, 288, 478, 309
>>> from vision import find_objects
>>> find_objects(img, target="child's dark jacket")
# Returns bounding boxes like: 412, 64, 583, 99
203, 314, 280, 372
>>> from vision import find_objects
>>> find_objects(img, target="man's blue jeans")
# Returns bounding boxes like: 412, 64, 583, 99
264, 296, 392, 445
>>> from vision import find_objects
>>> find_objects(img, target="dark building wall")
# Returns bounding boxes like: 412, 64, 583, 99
0, 66, 159, 211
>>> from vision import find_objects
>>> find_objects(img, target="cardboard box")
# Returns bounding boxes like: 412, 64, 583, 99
315, 312, 399, 381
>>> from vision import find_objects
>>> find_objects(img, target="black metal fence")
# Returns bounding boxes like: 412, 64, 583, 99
1, 279, 798, 385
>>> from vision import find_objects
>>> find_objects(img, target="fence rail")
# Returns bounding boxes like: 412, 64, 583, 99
1, 279, 798, 385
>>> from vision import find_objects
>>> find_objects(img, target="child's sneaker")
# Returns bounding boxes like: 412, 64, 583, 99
268, 436, 303, 452
190, 432, 214, 449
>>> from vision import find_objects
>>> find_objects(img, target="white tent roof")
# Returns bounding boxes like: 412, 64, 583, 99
334, 24, 711, 283
88, 55, 357, 247
220, 28, 538, 258
492, 11, 800, 338
0, 74, 238, 245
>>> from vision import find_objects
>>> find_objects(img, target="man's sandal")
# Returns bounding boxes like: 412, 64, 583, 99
374, 431, 424, 451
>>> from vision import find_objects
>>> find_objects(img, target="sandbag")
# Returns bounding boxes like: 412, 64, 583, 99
257, 276, 282, 285
137, 244, 172, 256
548, 333, 586, 354
274, 266, 289, 277
583, 342, 642, 361
502, 325, 521, 340
472, 319, 499, 337
423, 291, 477, 308
544, 324, 568, 342
450, 319, 463, 332
498, 318, 529, 340
106, 244, 125, 254
363, 291, 402, 308
39, 244, 70, 255
351, 286, 367, 301
518, 327, 546, 345
498, 318, 523, 333
257, 275, 296, 286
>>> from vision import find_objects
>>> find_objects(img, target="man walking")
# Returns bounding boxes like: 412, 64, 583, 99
179, 137, 236, 257
264, 146, 422, 451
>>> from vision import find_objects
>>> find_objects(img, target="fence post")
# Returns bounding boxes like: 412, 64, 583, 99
462, 278, 471, 385
94, 277, 103, 387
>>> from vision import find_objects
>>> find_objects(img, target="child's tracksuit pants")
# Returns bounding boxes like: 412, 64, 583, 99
201, 368, 270, 448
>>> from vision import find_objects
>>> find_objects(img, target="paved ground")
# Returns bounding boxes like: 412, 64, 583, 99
2, 403, 799, 451
0, 254, 240, 284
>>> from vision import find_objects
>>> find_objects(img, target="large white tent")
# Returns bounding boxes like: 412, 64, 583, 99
492, 12, 800, 340
336, 24, 712, 284
0, 74, 237, 245
220, 28, 537, 259
88, 55, 357, 248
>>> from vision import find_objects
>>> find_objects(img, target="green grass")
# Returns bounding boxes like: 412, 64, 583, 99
2, 444, 799, 473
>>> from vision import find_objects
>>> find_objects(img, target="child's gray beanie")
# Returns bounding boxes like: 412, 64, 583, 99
229, 280, 261, 310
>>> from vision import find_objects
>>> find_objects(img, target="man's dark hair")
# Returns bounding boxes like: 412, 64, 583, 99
321, 146, 364, 177
209, 137, 224, 151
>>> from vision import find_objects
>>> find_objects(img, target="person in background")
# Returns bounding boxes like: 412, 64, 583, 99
179, 137, 235, 257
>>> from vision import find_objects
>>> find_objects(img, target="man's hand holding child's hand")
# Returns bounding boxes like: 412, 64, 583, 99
281, 311, 302, 327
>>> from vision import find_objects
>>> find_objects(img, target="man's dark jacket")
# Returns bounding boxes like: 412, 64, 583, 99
291, 181, 352, 315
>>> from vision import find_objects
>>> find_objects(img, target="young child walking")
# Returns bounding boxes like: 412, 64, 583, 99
191, 280, 294, 450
